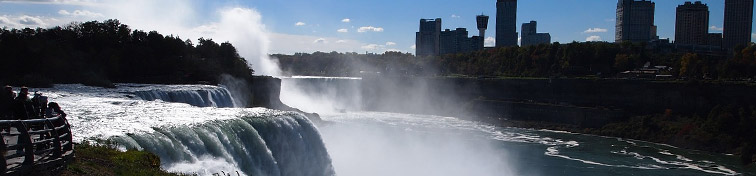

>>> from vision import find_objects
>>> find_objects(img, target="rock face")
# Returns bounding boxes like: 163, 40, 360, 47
247, 76, 322, 122
361, 76, 756, 127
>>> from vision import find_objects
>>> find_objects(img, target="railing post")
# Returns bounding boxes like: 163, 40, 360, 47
61, 119, 73, 152
13, 121, 33, 165
0, 129, 6, 174
44, 119, 61, 158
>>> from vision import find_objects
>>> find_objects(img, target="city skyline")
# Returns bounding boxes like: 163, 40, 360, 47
0, 0, 754, 54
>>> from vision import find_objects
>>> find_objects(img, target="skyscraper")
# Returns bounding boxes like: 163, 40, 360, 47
723, 0, 754, 49
440, 28, 472, 55
416, 18, 442, 57
675, 1, 709, 45
616, 0, 657, 43
496, 0, 518, 47
521, 21, 551, 47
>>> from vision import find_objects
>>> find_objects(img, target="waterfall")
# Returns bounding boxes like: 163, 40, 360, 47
134, 86, 237, 108
113, 111, 335, 176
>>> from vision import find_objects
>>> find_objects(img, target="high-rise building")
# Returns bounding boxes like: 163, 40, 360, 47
416, 18, 442, 57
616, 0, 657, 43
521, 21, 551, 47
708, 33, 723, 47
440, 28, 472, 55
675, 1, 709, 45
496, 0, 518, 47
723, 0, 754, 49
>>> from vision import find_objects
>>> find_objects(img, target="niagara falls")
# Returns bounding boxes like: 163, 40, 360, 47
2, 0, 756, 176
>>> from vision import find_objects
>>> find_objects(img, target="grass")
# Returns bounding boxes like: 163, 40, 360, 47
61, 141, 187, 176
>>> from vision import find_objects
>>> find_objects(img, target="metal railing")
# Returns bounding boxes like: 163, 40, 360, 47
0, 115, 74, 174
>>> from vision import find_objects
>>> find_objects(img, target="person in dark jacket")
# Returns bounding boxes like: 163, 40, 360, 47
31, 92, 47, 118
46, 102, 67, 126
0, 86, 13, 120
13, 87, 36, 120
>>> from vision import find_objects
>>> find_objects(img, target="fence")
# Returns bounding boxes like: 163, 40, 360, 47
0, 116, 74, 175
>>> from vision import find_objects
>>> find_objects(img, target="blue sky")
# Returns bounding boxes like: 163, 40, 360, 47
0, 0, 754, 55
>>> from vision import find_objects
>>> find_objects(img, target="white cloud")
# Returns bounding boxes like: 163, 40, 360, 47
361, 44, 382, 50
313, 38, 327, 44
451, 14, 460, 18
710, 25, 723, 31
357, 26, 383, 33
0, 14, 64, 29
484, 37, 495, 47
385, 42, 396, 46
583, 28, 608, 33
337, 28, 348, 33
341, 18, 350, 23
410, 44, 416, 50
17, 15, 45, 26
58, 9, 103, 18
0, 16, 15, 26
295, 22, 305, 26
586, 35, 603, 41
0, 0, 97, 6
269, 33, 388, 54
752, 33, 755, 40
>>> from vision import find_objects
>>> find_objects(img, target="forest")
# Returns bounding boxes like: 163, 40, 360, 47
276, 41, 756, 80
0, 19, 254, 87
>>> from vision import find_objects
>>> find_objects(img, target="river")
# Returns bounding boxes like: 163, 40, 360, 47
28, 80, 753, 176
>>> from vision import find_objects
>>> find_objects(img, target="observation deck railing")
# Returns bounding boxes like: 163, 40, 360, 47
0, 116, 74, 175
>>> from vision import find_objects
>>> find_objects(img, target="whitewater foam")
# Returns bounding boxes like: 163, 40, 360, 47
33, 84, 335, 176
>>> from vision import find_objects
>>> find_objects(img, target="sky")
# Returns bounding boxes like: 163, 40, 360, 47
0, 0, 754, 55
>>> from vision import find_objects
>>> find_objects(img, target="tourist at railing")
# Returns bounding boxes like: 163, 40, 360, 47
46, 102, 67, 124
31, 92, 47, 119
12, 87, 38, 120
0, 86, 13, 120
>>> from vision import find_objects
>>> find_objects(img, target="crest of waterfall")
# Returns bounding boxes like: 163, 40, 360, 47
133, 85, 237, 108
114, 111, 335, 176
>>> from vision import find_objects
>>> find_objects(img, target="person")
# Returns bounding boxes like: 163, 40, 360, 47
12, 87, 37, 120
0, 86, 13, 120
31, 92, 47, 118
46, 102, 67, 126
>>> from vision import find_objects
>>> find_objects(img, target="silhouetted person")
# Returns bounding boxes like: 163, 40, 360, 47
46, 102, 67, 126
12, 87, 37, 120
0, 86, 13, 120
31, 92, 47, 118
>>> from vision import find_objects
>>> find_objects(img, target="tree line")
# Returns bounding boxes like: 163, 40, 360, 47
0, 19, 254, 87
276, 41, 756, 80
